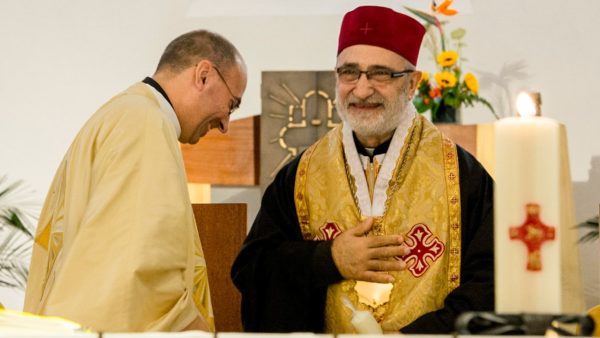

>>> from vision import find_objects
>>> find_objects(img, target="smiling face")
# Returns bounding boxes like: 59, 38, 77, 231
335, 44, 420, 146
179, 60, 247, 144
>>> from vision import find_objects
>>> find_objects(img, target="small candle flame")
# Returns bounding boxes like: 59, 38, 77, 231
516, 92, 537, 117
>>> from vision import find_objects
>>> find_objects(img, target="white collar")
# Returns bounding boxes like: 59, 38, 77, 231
342, 104, 417, 216
144, 83, 181, 138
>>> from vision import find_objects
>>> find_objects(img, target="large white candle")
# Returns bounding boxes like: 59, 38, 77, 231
494, 93, 561, 313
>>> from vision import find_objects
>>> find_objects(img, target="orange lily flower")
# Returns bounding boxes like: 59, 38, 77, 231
429, 87, 442, 98
431, 0, 458, 16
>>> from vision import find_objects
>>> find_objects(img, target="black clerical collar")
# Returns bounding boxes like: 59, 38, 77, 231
142, 77, 173, 108
352, 132, 392, 161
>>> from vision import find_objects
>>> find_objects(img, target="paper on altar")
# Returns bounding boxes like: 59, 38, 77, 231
105, 332, 214, 338
0, 334, 96, 338
0, 308, 95, 338
217, 333, 333, 338
339, 334, 450, 338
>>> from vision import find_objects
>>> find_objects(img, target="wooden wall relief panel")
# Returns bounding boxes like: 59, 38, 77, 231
260, 71, 339, 190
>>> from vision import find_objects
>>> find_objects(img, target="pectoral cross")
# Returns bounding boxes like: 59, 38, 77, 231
509, 203, 556, 271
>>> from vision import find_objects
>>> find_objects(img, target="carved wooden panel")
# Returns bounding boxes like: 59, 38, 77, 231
260, 71, 340, 190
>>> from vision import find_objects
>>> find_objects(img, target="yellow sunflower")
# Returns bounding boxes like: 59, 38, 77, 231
435, 71, 457, 88
436, 50, 459, 67
420, 71, 430, 83
464, 72, 479, 93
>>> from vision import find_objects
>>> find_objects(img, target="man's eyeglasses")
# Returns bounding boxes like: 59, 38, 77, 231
336, 66, 414, 84
213, 65, 241, 115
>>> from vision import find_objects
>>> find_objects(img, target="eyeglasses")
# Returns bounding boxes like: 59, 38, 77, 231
213, 65, 242, 115
336, 66, 414, 84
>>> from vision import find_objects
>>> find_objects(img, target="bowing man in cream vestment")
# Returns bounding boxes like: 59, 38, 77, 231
24, 83, 214, 331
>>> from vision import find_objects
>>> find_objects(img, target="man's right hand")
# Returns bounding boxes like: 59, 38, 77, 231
331, 217, 410, 283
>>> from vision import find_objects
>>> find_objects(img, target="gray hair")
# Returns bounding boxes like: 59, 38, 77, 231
156, 30, 241, 74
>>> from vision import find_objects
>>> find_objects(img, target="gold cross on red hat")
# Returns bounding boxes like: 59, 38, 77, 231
509, 203, 556, 271
359, 22, 373, 35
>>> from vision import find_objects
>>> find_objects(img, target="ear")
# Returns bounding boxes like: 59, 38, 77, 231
194, 60, 212, 90
408, 70, 422, 94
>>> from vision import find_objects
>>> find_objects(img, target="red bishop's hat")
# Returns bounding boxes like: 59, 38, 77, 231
337, 6, 426, 66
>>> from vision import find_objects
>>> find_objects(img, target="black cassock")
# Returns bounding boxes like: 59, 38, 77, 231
231, 145, 495, 333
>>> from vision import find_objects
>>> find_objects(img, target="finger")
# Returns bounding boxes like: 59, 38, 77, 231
367, 234, 404, 248
368, 245, 408, 259
366, 259, 406, 272
351, 217, 374, 236
360, 271, 395, 284
382, 243, 413, 257
400, 243, 411, 256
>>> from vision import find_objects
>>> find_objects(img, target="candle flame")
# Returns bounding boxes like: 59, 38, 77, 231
516, 92, 537, 117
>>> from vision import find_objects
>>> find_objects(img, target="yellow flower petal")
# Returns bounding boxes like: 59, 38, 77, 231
420, 71, 430, 82
436, 50, 459, 67
464, 72, 479, 93
435, 71, 457, 88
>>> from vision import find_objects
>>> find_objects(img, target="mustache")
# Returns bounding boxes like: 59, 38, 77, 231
346, 95, 385, 106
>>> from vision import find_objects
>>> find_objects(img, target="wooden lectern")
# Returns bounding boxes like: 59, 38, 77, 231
193, 203, 246, 332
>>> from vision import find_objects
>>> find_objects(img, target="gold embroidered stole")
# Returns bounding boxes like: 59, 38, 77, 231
364, 157, 381, 201
295, 116, 462, 332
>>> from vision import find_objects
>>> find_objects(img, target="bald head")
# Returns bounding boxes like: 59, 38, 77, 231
152, 30, 247, 145
156, 30, 243, 76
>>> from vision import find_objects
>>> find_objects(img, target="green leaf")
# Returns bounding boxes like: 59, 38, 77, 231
1, 210, 33, 238
450, 28, 466, 40
0, 176, 37, 237
0, 175, 38, 290
404, 7, 439, 26
413, 96, 432, 113
0, 228, 31, 290
575, 216, 599, 243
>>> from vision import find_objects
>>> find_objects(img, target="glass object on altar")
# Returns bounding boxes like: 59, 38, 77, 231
341, 296, 383, 334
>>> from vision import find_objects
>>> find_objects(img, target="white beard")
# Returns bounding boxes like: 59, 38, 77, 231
335, 86, 411, 138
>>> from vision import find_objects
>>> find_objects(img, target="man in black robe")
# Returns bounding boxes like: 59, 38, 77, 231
231, 5, 494, 333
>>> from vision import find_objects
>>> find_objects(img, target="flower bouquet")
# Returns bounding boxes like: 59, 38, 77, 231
406, 0, 498, 122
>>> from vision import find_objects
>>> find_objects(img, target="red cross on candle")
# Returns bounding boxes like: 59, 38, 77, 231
509, 203, 556, 271
359, 22, 373, 35
404, 223, 445, 277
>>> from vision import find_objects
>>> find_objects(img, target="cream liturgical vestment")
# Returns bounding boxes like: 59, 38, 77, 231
24, 83, 214, 332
